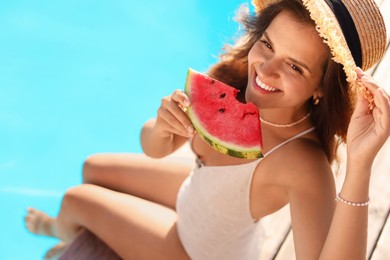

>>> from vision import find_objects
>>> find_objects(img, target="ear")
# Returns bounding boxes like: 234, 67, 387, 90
313, 88, 323, 99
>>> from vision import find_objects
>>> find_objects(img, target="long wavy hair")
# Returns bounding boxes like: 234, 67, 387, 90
207, 0, 354, 163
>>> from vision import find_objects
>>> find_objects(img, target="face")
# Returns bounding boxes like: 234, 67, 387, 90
246, 11, 328, 113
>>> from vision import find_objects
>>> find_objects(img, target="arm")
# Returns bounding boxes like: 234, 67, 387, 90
319, 69, 390, 259
141, 90, 195, 158
286, 146, 336, 260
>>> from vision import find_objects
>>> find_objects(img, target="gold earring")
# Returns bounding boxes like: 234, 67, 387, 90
313, 97, 320, 105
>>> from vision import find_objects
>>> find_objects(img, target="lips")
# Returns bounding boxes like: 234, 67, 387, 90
254, 75, 280, 93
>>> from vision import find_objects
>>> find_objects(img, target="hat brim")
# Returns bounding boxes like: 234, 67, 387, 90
253, 0, 356, 84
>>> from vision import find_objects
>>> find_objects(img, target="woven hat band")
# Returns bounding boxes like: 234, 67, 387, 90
324, 0, 362, 67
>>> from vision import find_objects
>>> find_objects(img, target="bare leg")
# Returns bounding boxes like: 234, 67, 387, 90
25, 154, 192, 237
54, 184, 190, 259
82, 153, 193, 209
25, 155, 193, 259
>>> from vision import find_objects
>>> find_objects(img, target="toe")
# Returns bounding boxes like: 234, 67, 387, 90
24, 208, 55, 236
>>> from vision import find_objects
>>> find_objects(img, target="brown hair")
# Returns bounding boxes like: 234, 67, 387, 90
207, 0, 354, 163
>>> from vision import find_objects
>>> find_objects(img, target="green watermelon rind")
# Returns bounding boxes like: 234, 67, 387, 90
187, 107, 262, 159
185, 68, 263, 159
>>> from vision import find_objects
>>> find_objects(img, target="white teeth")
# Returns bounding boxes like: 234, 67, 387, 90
255, 76, 278, 92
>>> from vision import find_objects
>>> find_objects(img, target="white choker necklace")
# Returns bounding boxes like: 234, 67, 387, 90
260, 112, 311, 128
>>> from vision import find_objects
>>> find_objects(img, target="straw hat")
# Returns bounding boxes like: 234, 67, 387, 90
252, 0, 387, 101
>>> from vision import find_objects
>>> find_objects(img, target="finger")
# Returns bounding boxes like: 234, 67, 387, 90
165, 101, 195, 135
352, 92, 370, 118
366, 84, 390, 113
374, 88, 390, 121
356, 67, 365, 79
375, 88, 390, 109
161, 93, 194, 131
158, 98, 195, 137
361, 75, 380, 92
157, 109, 190, 137
171, 89, 191, 110
160, 90, 194, 136
372, 106, 387, 135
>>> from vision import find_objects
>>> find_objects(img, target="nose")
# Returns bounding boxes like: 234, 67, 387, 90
258, 57, 280, 79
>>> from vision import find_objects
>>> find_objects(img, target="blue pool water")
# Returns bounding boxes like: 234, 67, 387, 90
0, 0, 248, 258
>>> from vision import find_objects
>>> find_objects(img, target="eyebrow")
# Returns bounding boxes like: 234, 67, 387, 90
263, 31, 313, 75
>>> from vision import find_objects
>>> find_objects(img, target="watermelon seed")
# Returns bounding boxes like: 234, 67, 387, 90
211, 80, 215, 84
219, 93, 226, 99
218, 108, 226, 113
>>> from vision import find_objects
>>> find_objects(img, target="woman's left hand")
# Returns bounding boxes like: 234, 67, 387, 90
346, 68, 390, 165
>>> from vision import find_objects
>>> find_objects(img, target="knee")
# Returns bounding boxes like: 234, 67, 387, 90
62, 185, 85, 206
59, 186, 83, 218
82, 154, 103, 183
61, 184, 95, 211
58, 184, 96, 236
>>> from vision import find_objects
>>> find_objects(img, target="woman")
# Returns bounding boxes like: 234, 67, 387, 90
25, 0, 390, 259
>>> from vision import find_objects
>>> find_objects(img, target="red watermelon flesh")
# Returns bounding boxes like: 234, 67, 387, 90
185, 68, 263, 159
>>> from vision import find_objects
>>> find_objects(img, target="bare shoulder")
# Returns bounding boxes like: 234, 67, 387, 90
251, 135, 336, 219
261, 136, 334, 190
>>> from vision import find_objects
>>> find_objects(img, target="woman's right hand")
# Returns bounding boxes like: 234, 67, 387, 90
154, 89, 195, 139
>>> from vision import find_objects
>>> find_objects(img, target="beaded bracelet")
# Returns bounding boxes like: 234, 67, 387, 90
335, 193, 370, 207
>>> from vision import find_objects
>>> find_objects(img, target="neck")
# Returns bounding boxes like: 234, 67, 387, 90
260, 111, 311, 128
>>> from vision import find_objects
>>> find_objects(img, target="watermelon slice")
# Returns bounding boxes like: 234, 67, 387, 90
185, 68, 263, 159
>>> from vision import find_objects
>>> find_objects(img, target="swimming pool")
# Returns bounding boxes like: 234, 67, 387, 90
0, 0, 246, 258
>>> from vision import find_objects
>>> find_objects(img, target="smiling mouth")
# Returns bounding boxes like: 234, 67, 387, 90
255, 76, 279, 92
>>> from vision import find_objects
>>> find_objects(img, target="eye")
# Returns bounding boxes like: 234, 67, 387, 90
259, 39, 272, 50
290, 64, 303, 74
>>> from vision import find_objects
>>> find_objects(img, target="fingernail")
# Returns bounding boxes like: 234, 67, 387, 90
355, 67, 364, 79
356, 67, 364, 73
187, 125, 195, 134
184, 99, 190, 107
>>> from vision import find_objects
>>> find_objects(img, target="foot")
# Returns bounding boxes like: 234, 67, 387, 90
44, 242, 67, 260
24, 207, 56, 237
